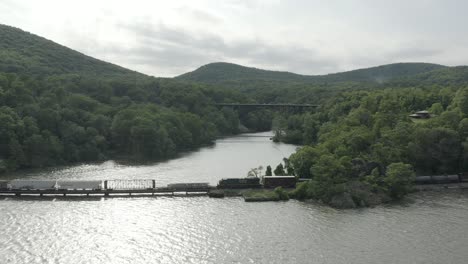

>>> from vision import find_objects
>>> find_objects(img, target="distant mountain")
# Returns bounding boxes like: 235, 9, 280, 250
319, 62, 447, 83
388, 65, 468, 87
0, 24, 140, 77
177, 62, 312, 83
176, 62, 448, 86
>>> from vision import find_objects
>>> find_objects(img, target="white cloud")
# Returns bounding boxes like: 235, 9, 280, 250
0, 0, 467, 77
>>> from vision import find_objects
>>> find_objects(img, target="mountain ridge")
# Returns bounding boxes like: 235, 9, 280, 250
0, 23, 456, 86
176, 61, 448, 85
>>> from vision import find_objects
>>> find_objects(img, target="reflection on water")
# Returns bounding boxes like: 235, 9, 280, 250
3, 132, 298, 185
1, 132, 468, 264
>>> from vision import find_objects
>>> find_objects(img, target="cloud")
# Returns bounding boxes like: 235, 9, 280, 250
387, 46, 443, 61
98, 21, 338, 76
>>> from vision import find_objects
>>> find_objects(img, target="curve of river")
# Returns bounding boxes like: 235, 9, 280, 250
1, 132, 468, 264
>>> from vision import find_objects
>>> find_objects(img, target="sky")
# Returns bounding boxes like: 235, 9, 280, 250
1, 0, 467, 77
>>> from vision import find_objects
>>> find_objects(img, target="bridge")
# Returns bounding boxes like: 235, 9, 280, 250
213, 103, 318, 111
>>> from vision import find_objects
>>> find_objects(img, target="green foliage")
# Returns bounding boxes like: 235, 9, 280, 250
384, 163, 415, 199
0, 24, 255, 173
408, 127, 461, 174
243, 109, 274, 131
265, 165, 272, 176
288, 146, 322, 178
274, 187, 290, 201
273, 163, 286, 176
243, 189, 281, 202
285, 84, 468, 203
289, 181, 310, 200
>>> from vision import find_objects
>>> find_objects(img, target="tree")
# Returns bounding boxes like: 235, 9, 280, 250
408, 127, 461, 174
8, 137, 25, 169
454, 87, 468, 117
247, 166, 263, 178
274, 163, 285, 176
384, 163, 415, 199
289, 146, 321, 178
429, 102, 444, 115
265, 165, 272, 176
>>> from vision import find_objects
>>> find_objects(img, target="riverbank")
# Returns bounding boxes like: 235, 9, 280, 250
237, 181, 468, 208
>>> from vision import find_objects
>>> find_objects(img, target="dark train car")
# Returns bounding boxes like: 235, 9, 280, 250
458, 172, 468, 182
414, 175, 460, 184
0, 181, 8, 190
217, 178, 261, 189
167, 183, 210, 190
263, 176, 296, 188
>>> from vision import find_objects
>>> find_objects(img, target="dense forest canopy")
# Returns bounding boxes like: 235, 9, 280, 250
266, 84, 468, 205
0, 24, 253, 173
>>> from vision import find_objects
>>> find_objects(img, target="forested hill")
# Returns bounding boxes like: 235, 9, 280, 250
177, 62, 312, 83
0, 24, 138, 77
176, 62, 447, 86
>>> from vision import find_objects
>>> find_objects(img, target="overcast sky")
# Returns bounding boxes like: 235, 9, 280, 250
1, 0, 467, 77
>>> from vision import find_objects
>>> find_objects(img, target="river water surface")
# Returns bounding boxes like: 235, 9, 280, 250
1, 132, 468, 264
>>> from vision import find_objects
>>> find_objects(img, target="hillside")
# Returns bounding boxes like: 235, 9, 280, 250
176, 62, 447, 86
0, 24, 139, 77
0, 24, 248, 174
320, 62, 447, 83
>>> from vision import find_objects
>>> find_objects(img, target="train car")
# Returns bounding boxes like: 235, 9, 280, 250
167, 183, 210, 190
0, 181, 8, 190
104, 179, 155, 190
458, 172, 468, 182
414, 175, 460, 184
263, 176, 296, 188
57, 180, 103, 190
217, 178, 261, 189
9, 180, 57, 190
414, 176, 432, 184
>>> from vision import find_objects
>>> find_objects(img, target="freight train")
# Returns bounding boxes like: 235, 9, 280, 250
217, 178, 262, 189
0, 179, 210, 192
414, 174, 468, 184
217, 173, 468, 189
2, 173, 466, 193
217, 176, 296, 189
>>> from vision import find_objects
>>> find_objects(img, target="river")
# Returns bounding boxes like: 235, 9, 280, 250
1, 132, 468, 264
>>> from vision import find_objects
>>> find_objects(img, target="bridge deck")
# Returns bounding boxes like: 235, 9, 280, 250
214, 103, 318, 107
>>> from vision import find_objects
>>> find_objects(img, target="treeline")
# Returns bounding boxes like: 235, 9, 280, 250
0, 71, 253, 173
271, 85, 468, 203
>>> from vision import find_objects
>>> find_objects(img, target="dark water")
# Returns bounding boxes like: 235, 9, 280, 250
1, 132, 468, 264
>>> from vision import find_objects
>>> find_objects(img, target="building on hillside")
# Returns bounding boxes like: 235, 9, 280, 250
409, 110, 431, 119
